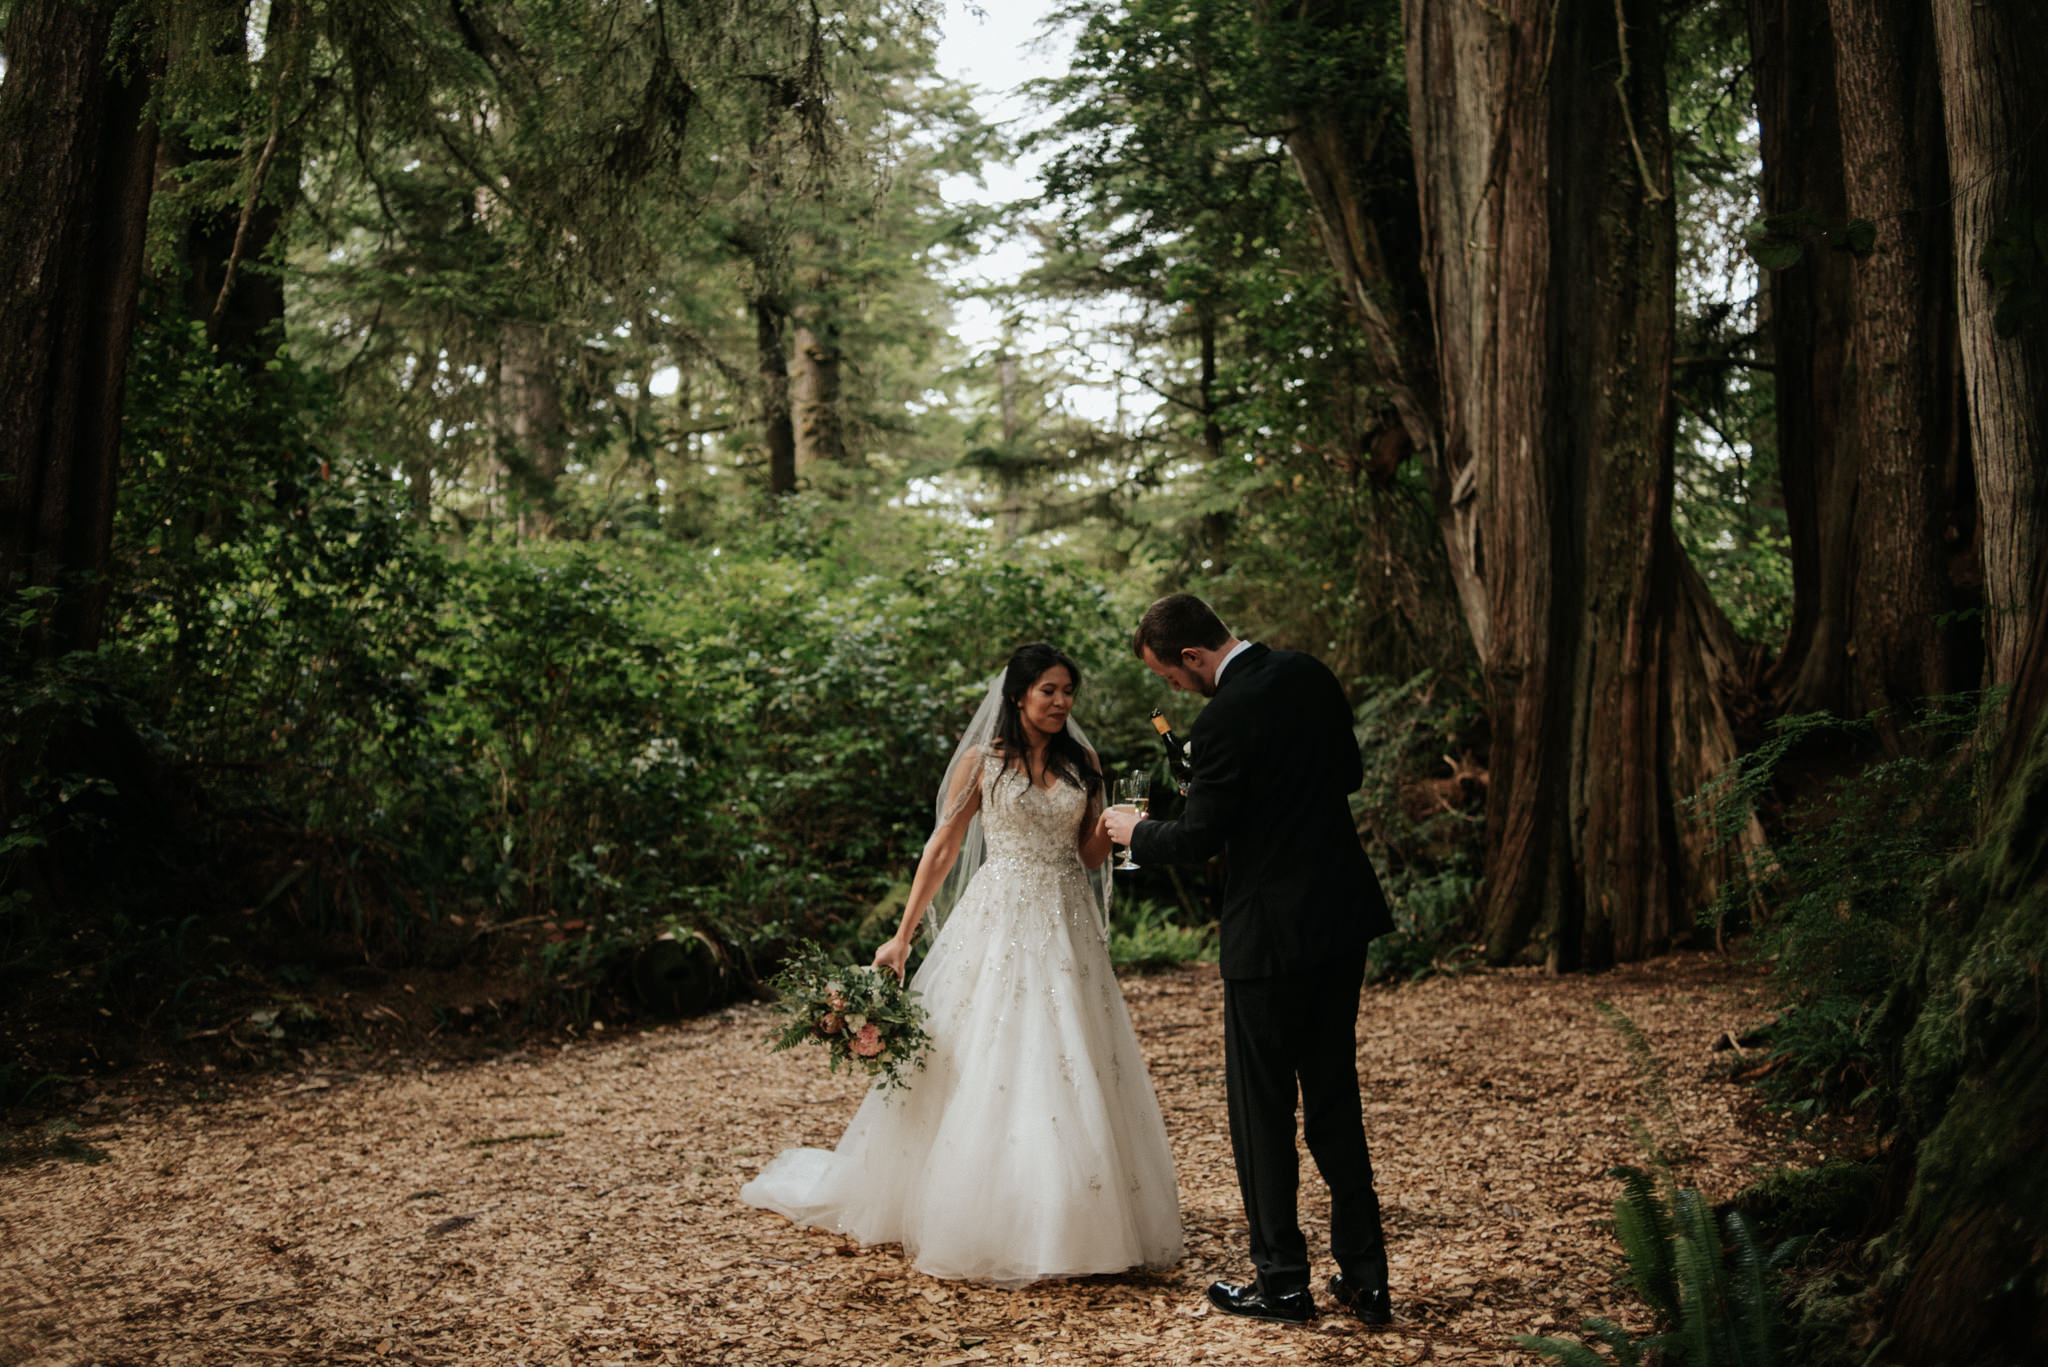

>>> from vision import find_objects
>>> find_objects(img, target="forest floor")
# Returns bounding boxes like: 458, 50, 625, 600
0, 952, 1829, 1367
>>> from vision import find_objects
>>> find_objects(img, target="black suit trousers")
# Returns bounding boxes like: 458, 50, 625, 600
1223, 965, 1387, 1295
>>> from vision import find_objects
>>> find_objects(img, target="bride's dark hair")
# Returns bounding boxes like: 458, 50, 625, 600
992, 642, 1101, 796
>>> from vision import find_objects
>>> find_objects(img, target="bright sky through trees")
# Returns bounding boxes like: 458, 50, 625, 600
934, 0, 1060, 347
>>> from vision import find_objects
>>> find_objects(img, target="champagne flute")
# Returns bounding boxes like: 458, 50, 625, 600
1112, 775, 1142, 872
1114, 770, 1150, 872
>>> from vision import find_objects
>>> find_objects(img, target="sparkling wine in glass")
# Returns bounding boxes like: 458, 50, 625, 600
1112, 775, 1142, 872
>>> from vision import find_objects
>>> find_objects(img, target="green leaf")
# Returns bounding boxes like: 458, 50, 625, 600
1843, 218, 1878, 254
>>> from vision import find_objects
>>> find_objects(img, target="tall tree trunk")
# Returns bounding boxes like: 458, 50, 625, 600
1266, 0, 1458, 614
755, 296, 798, 497
1883, 646, 2048, 1361
1396, 0, 1758, 967
1826, 0, 1975, 734
1196, 299, 1230, 563
994, 351, 1024, 546
158, 0, 299, 370
1749, 0, 1860, 716
791, 321, 849, 468
1551, 0, 1687, 968
495, 323, 569, 538
1406, 0, 1579, 961
1932, 0, 2048, 700
0, 0, 161, 656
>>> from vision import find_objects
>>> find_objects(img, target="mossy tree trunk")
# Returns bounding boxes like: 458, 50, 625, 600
792, 320, 849, 470
755, 295, 798, 497
1886, 682, 2048, 1359
496, 322, 570, 539
0, 0, 161, 657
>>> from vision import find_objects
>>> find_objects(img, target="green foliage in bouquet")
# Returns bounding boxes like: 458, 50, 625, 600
766, 942, 932, 1092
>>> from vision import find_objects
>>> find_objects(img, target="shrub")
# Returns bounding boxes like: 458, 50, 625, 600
1109, 898, 1218, 972
1519, 1170, 1802, 1367
1694, 699, 1994, 1120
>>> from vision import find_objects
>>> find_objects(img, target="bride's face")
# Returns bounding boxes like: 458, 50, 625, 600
1017, 665, 1077, 741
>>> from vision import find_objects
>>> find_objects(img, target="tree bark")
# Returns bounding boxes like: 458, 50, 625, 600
1931, 0, 2048, 701
495, 322, 569, 539
755, 297, 798, 497
1551, 0, 1688, 967
1417, 0, 1578, 962
791, 322, 849, 468
1267, 0, 1457, 617
1825, 0, 1975, 733
1885, 674, 2048, 1360
1196, 298, 1231, 563
0, 0, 161, 656
1395, 0, 1758, 967
1749, 0, 1859, 715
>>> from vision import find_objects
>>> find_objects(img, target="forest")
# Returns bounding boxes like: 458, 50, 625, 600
2, 0, 2044, 1362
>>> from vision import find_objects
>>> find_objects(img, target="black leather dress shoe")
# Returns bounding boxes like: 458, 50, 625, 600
1206, 1280, 1315, 1325
1328, 1273, 1393, 1326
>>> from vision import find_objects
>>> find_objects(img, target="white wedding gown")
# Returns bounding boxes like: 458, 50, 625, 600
741, 753, 1186, 1285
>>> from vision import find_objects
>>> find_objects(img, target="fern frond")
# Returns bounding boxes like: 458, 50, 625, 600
1770, 1232, 1811, 1271
1670, 1189, 1726, 1366
1611, 1165, 1680, 1324
1513, 1333, 1618, 1367
1597, 1001, 1683, 1161
1581, 1315, 1648, 1367
1725, 1211, 1778, 1367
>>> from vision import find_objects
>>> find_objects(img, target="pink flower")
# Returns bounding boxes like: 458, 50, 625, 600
818, 1011, 844, 1035
827, 992, 847, 1012
851, 1023, 884, 1058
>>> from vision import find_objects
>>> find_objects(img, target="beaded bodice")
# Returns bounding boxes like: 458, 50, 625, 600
978, 751, 1089, 870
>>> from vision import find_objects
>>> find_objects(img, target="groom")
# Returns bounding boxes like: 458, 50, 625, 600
1102, 594, 1395, 1326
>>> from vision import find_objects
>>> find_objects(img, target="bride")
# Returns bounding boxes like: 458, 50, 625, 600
740, 642, 1186, 1285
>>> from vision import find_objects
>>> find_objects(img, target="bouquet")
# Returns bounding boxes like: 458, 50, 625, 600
765, 941, 932, 1092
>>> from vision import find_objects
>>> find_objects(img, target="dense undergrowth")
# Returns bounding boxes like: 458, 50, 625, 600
0, 320, 1119, 1081
1, 315, 1489, 1104
1522, 695, 2030, 1366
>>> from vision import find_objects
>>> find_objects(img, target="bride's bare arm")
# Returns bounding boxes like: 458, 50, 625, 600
874, 748, 984, 979
1077, 746, 1113, 870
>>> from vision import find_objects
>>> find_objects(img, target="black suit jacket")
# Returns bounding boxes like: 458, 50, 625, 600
1130, 644, 1394, 979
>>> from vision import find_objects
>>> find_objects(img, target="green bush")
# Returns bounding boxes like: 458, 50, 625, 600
5, 314, 1157, 1034
1109, 898, 1218, 972
1520, 1169, 1802, 1367
1368, 864, 1481, 982
1351, 670, 1487, 983
1523, 1005, 1807, 1367
1695, 699, 1994, 1119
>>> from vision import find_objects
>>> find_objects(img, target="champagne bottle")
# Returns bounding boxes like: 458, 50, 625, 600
1149, 709, 1193, 792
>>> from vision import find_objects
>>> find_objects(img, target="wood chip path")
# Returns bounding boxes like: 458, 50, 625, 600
2, 952, 1819, 1366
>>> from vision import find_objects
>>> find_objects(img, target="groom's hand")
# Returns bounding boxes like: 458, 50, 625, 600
1102, 807, 1145, 847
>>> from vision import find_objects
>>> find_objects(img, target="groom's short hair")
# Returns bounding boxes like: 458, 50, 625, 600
1133, 594, 1231, 660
